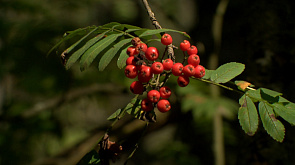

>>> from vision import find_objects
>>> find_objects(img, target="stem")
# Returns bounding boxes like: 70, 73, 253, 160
141, 0, 175, 59
209, 0, 230, 165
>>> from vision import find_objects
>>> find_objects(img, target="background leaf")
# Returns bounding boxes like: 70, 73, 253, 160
259, 102, 285, 142
210, 62, 245, 83
98, 38, 131, 71
238, 94, 259, 136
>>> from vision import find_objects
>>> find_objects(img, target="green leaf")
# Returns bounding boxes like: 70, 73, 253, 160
238, 94, 259, 136
273, 103, 295, 125
259, 101, 285, 142
139, 28, 190, 38
65, 31, 110, 69
117, 46, 131, 69
47, 25, 97, 56
107, 109, 122, 121
210, 62, 245, 83
260, 88, 282, 97
99, 38, 131, 71
65, 26, 100, 55
246, 89, 261, 102
80, 33, 124, 71
202, 69, 214, 80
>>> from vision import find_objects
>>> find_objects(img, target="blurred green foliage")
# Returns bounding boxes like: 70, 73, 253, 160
1, 0, 295, 165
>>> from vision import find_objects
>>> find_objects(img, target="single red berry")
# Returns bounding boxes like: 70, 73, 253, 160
151, 62, 164, 74
172, 63, 183, 76
177, 76, 190, 87
131, 37, 141, 46
159, 86, 172, 99
194, 65, 206, 78
161, 33, 173, 45
141, 98, 153, 112
187, 45, 198, 55
147, 90, 161, 103
182, 64, 195, 77
126, 46, 136, 56
130, 81, 144, 94
145, 47, 159, 61
187, 54, 200, 67
124, 65, 138, 79
162, 59, 173, 71
157, 99, 171, 113
138, 66, 152, 82
180, 40, 191, 51
134, 43, 148, 55
126, 56, 136, 66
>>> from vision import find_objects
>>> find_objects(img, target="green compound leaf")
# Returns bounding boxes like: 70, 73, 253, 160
99, 38, 131, 71
238, 94, 259, 136
117, 46, 131, 69
48, 25, 97, 56
80, 33, 124, 71
66, 30, 110, 70
259, 101, 285, 142
273, 103, 295, 125
139, 28, 190, 38
210, 62, 245, 83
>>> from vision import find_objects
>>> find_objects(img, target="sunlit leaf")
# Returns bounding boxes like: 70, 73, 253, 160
259, 101, 285, 142
238, 94, 259, 136
273, 103, 295, 125
99, 38, 131, 71
210, 62, 245, 83
80, 33, 124, 71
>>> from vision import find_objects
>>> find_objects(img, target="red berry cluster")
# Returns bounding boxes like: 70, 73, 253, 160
124, 34, 205, 115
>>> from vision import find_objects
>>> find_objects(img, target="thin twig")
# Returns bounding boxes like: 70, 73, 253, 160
141, 0, 175, 59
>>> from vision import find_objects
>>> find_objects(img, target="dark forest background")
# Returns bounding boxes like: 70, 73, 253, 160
1, 0, 295, 164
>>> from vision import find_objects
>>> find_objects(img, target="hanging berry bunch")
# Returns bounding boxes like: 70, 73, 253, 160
124, 34, 205, 120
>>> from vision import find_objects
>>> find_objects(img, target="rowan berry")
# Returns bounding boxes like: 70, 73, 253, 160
134, 43, 148, 55
126, 46, 136, 56
145, 47, 159, 61
147, 90, 161, 103
187, 54, 200, 67
194, 65, 206, 78
161, 33, 173, 45
138, 66, 152, 83
130, 81, 144, 94
159, 86, 171, 99
162, 59, 173, 71
141, 98, 153, 112
187, 45, 198, 55
151, 62, 164, 74
177, 76, 190, 87
124, 65, 138, 79
126, 56, 136, 66
180, 40, 191, 51
182, 64, 195, 77
157, 99, 171, 113
172, 63, 183, 76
